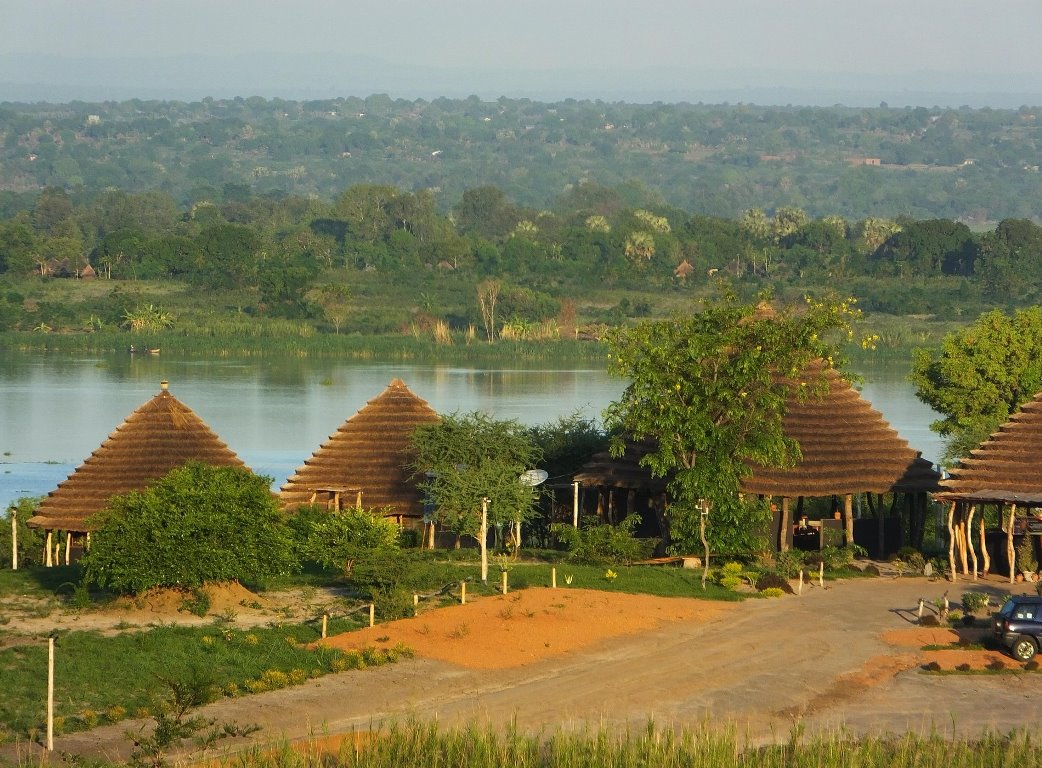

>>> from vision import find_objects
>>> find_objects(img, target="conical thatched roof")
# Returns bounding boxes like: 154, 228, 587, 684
937, 391, 1042, 505
279, 379, 440, 519
28, 381, 247, 533
573, 439, 667, 492
576, 363, 938, 499
742, 363, 936, 497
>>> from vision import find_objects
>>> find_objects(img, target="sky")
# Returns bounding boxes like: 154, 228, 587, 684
4, 1, 1042, 103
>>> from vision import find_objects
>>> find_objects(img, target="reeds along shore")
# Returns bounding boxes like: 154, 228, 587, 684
228, 722, 1039, 768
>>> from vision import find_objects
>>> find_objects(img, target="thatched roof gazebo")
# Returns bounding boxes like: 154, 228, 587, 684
28, 380, 248, 565
572, 362, 939, 554
936, 391, 1042, 582
279, 378, 440, 527
742, 362, 939, 553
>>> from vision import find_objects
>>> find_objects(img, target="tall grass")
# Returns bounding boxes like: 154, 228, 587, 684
235, 721, 1041, 768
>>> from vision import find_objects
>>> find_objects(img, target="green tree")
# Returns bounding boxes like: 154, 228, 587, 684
410, 412, 540, 580
299, 505, 401, 576
604, 289, 858, 559
911, 307, 1042, 463
82, 463, 295, 593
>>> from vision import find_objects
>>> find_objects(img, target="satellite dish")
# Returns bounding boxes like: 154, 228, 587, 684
519, 469, 549, 487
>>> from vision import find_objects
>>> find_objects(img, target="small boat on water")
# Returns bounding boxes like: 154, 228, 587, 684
128, 346, 161, 355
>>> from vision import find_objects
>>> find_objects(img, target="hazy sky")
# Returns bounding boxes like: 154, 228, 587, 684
6, 0, 1042, 78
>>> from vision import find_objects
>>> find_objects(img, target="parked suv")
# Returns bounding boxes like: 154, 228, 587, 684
993, 595, 1042, 661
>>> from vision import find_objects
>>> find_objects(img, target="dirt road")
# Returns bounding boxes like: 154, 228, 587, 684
12, 574, 1042, 763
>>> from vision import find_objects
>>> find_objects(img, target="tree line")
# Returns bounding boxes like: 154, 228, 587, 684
1, 182, 1041, 337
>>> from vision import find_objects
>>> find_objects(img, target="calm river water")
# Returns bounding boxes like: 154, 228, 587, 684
0, 350, 944, 512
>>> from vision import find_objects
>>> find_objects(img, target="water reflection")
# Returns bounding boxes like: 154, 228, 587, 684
0, 350, 943, 512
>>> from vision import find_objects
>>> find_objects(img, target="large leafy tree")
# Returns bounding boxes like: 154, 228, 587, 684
911, 307, 1042, 464
604, 289, 858, 557
410, 412, 540, 581
82, 463, 295, 594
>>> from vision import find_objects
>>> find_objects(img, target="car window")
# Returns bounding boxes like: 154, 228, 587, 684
1014, 605, 1037, 620
998, 600, 1017, 617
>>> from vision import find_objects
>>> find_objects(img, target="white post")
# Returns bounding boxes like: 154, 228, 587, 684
45, 531, 53, 568
47, 637, 54, 751
321, 614, 328, 639
572, 481, 580, 528
460, 581, 466, 605
501, 570, 508, 594
11, 508, 17, 571
818, 561, 824, 588
552, 567, 557, 589
480, 498, 489, 583
368, 603, 374, 628
65, 532, 72, 566
798, 569, 803, 595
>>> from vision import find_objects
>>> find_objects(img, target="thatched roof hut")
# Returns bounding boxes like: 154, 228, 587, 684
934, 391, 1042, 582
28, 381, 247, 535
279, 378, 440, 524
936, 391, 1042, 506
742, 364, 934, 498
572, 362, 938, 551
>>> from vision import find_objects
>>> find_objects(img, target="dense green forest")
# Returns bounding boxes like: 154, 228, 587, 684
2, 97, 1042, 222
1, 177, 1041, 347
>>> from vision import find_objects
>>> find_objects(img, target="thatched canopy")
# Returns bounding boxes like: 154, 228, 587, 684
279, 378, 440, 520
742, 364, 938, 497
28, 381, 247, 533
574, 363, 938, 499
573, 439, 666, 492
936, 391, 1042, 506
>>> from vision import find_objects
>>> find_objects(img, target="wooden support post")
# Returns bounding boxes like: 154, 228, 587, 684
552, 567, 557, 589
966, 505, 978, 580
797, 569, 803, 596
10, 509, 16, 571
501, 570, 508, 595
947, 502, 957, 583
572, 481, 580, 528
45, 531, 53, 568
321, 614, 328, 639
368, 603, 375, 628
1007, 504, 1017, 585
843, 494, 854, 548
779, 497, 790, 553
480, 498, 489, 583
460, 581, 466, 605
980, 508, 990, 575
65, 532, 72, 566
47, 637, 54, 752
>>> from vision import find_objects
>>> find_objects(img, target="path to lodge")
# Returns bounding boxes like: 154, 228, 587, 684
30, 574, 1042, 763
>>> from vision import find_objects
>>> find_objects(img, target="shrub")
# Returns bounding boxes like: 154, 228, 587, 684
550, 517, 654, 565
819, 546, 854, 570
0, 497, 44, 568
297, 504, 402, 576
962, 591, 990, 614
922, 661, 942, 672
920, 614, 940, 627
82, 463, 296, 593
760, 587, 785, 598
755, 572, 794, 594
772, 549, 806, 579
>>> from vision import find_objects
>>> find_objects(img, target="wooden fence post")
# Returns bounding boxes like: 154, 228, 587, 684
460, 581, 466, 605
47, 637, 54, 751
321, 614, 328, 639
369, 603, 375, 628
551, 567, 557, 589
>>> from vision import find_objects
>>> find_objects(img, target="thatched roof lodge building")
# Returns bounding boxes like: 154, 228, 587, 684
28, 380, 248, 565
936, 391, 1042, 581
279, 379, 440, 528
574, 363, 939, 556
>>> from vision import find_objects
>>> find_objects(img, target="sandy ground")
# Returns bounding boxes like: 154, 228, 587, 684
5, 571, 1042, 764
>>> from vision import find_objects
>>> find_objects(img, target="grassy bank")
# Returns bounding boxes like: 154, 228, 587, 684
0, 330, 608, 363
238, 721, 1038, 768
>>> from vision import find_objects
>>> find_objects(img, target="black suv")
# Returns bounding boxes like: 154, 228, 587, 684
993, 595, 1042, 661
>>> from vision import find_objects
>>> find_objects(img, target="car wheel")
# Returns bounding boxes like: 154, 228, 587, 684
1012, 636, 1038, 662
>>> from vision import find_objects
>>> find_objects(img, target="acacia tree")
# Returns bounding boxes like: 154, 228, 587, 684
603, 289, 857, 560
911, 307, 1042, 464
410, 412, 540, 581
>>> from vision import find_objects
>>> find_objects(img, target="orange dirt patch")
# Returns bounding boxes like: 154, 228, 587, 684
112, 581, 268, 614
882, 626, 1021, 671
320, 587, 733, 670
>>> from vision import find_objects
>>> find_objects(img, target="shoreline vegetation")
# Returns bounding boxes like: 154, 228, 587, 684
0, 310, 965, 361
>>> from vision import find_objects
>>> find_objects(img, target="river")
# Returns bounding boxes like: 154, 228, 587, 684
0, 350, 944, 512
